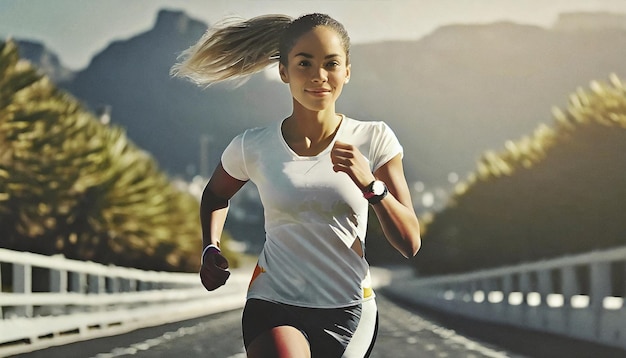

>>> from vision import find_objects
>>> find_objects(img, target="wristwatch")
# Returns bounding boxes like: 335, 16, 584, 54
363, 180, 388, 205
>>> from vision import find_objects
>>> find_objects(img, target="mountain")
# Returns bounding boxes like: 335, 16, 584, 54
553, 11, 626, 31
343, 16, 626, 186
14, 10, 626, 190
59, 10, 290, 181
14, 40, 75, 83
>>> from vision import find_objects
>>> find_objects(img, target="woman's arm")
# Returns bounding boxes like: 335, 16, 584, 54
199, 163, 247, 290
201, 163, 247, 250
370, 154, 421, 258
331, 142, 421, 258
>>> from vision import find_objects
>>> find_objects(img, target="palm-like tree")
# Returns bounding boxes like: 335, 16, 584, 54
0, 40, 206, 272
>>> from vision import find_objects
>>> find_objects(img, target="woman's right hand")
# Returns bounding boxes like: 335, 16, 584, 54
200, 251, 230, 291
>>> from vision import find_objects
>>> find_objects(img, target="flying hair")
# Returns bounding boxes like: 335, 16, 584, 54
170, 15, 292, 87
171, 13, 350, 87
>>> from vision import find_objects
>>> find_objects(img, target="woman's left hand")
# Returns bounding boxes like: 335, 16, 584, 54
330, 141, 375, 190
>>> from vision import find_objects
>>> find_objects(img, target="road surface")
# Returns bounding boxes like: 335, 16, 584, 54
12, 291, 625, 358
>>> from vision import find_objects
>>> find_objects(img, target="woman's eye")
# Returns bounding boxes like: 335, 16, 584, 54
326, 61, 340, 69
298, 60, 311, 67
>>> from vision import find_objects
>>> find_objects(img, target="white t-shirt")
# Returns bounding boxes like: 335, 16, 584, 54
221, 115, 403, 308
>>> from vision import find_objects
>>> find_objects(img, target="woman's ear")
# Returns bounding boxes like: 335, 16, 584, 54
345, 63, 351, 84
279, 63, 289, 83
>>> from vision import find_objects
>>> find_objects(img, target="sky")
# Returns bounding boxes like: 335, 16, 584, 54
1, 0, 626, 70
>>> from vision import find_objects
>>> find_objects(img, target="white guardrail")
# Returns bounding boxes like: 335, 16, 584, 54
0, 248, 250, 357
384, 245, 626, 351
1, 246, 624, 355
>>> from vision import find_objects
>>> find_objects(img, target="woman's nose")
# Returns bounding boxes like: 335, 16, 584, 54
312, 67, 328, 82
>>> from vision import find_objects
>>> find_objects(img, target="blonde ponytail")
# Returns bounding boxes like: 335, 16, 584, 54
171, 14, 293, 86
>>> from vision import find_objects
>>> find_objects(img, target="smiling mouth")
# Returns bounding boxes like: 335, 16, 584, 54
306, 88, 331, 95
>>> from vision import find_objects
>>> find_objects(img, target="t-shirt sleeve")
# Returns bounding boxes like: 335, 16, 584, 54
221, 132, 250, 181
370, 122, 404, 172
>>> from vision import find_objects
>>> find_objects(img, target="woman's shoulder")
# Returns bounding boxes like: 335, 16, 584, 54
235, 120, 280, 139
342, 115, 392, 134
228, 121, 280, 150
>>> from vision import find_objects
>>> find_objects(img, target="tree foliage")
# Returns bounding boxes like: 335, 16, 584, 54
415, 74, 626, 276
0, 40, 214, 272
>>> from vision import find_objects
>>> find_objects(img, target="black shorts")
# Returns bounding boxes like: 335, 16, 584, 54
242, 298, 378, 358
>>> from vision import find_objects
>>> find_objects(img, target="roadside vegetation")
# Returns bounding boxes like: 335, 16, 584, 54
0, 40, 239, 272
413, 74, 626, 275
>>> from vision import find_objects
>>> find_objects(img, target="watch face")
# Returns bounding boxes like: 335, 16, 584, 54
372, 181, 385, 195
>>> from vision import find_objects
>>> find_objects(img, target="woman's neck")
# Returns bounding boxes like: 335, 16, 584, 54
282, 108, 343, 156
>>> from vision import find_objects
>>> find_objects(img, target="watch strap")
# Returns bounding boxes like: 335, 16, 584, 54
363, 180, 388, 204
367, 185, 388, 204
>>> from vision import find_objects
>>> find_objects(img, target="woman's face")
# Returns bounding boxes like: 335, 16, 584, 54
279, 26, 351, 113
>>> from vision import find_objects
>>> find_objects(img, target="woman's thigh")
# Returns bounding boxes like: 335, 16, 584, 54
246, 325, 310, 358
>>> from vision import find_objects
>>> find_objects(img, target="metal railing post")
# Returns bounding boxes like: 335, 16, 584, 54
49, 267, 68, 315
13, 263, 33, 317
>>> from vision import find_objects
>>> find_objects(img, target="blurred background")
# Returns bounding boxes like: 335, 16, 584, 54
1, 0, 625, 276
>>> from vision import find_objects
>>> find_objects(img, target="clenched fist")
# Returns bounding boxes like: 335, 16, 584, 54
331, 141, 375, 190
200, 250, 230, 291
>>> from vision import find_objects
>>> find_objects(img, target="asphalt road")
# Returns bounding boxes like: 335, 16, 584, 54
12, 291, 625, 358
